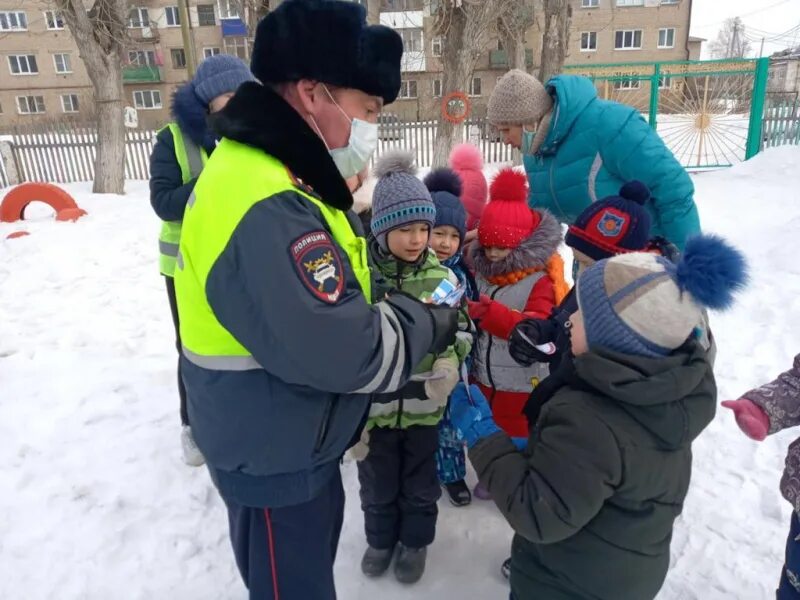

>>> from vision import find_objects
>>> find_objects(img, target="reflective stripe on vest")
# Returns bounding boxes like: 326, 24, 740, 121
174, 137, 371, 371
158, 123, 208, 277
474, 273, 550, 393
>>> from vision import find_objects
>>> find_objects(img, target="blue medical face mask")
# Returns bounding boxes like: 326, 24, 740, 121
521, 127, 537, 155
312, 85, 379, 180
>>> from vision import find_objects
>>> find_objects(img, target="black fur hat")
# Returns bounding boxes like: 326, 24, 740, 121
251, 0, 403, 104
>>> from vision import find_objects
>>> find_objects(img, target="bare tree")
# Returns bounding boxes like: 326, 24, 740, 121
431, 0, 507, 168
366, 0, 381, 25
227, 0, 270, 42
709, 17, 753, 59
539, 0, 572, 83
54, 0, 127, 194
497, 0, 535, 72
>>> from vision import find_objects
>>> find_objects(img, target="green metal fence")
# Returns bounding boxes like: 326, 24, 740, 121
563, 58, 770, 169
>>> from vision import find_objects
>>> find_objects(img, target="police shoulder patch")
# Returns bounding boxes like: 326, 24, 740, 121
290, 231, 345, 304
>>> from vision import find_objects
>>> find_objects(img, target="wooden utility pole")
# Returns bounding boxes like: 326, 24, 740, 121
178, 0, 198, 76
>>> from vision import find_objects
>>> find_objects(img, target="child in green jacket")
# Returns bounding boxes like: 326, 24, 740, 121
450, 235, 747, 600
356, 150, 472, 585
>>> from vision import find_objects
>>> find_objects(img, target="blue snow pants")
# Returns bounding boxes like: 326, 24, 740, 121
779, 511, 800, 599
224, 469, 345, 600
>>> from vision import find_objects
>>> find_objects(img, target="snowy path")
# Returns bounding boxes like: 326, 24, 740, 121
1, 148, 799, 599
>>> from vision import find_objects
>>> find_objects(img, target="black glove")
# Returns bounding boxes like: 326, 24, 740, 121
426, 302, 459, 355
384, 292, 459, 356
509, 318, 557, 366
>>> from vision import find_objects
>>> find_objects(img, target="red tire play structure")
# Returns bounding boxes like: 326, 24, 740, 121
0, 182, 86, 223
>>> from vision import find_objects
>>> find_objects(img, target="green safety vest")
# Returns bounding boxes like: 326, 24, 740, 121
158, 123, 208, 277
174, 137, 371, 368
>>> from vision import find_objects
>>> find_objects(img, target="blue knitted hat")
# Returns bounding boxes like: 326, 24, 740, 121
371, 150, 436, 251
424, 168, 467, 247
192, 55, 254, 106
576, 235, 748, 357
565, 181, 652, 262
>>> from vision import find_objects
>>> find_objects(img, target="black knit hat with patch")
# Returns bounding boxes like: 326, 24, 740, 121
251, 0, 404, 105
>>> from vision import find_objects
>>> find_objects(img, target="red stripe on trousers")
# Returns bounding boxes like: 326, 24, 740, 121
264, 508, 280, 600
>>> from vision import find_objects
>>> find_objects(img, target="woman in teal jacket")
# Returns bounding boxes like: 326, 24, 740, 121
487, 70, 700, 250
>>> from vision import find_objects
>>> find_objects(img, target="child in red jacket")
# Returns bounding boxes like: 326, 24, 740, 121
468, 169, 568, 498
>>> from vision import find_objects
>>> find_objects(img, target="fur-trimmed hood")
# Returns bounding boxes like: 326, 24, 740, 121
472, 208, 562, 279
211, 81, 353, 211
171, 83, 215, 151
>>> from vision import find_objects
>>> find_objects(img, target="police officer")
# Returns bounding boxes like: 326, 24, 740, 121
172, 1, 459, 598
148, 55, 253, 466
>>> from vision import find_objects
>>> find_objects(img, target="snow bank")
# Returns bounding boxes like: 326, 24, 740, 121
1, 148, 800, 599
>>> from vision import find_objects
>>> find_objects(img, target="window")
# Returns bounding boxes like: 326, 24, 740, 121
17, 96, 45, 114
581, 31, 597, 51
61, 94, 79, 113
470, 77, 482, 97
128, 50, 156, 66
133, 90, 162, 110
53, 53, 72, 74
0, 11, 27, 31
203, 47, 221, 58
432, 36, 443, 57
658, 76, 671, 90
432, 79, 442, 97
581, 0, 599, 6
9, 55, 38, 75
165, 6, 180, 27
218, 0, 239, 19
128, 7, 149, 28
224, 37, 249, 60
197, 4, 216, 26
44, 10, 65, 30
661, 0, 679, 4
615, 30, 642, 50
616, 0, 644, 5
171, 48, 187, 69
400, 28, 423, 53
613, 77, 641, 90
398, 80, 417, 99
658, 28, 675, 49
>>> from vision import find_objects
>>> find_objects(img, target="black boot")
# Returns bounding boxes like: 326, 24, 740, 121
443, 480, 472, 507
394, 543, 427, 584
361, 545, 394, 577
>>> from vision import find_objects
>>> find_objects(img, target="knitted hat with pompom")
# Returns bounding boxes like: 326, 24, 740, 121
370, 150, 435, 251
478, 168, 540, 249
577, 235, 748, 357
423, 168, 467, 246
448, 144, 487, 230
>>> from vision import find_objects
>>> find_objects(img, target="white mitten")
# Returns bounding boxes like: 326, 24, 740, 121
424, 358, 460, 406
348, 426, 371, 462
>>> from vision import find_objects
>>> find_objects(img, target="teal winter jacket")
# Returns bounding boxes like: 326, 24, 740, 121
523, 75, 701, 249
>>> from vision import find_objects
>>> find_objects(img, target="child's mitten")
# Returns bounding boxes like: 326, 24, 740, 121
721, 398, 770, 441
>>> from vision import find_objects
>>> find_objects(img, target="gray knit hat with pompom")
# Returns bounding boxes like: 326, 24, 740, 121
370, 150, 436, 251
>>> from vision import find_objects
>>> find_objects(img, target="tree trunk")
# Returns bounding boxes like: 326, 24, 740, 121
93, 64, 126, 194
366, 0, 381, 25
539, 0, 571, 83
498, 1, 535, 73
55, 0, 127, 194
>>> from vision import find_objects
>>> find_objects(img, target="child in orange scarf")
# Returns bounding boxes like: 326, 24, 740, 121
468, 169, 568, 450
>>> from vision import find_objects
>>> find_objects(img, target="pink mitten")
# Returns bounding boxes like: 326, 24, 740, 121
721, 399, 770, 441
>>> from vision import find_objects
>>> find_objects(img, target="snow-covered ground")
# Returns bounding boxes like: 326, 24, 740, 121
1, 147, 799, 600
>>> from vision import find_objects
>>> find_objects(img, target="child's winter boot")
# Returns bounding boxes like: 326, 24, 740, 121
444, 480, 472, 506
361, 545, 394, 577
394, 543, 427, 584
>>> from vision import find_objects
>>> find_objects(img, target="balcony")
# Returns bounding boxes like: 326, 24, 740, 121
490, 49, 535, 70
123, 65, 162, 84
128, 20, 159, 42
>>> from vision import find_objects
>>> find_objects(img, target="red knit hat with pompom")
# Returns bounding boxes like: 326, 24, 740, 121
478, 168, 540, 248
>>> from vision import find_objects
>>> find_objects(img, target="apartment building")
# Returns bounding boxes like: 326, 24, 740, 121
0, 0, 696, 127
0, 0, 252, 129
382, 0, 694, 120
